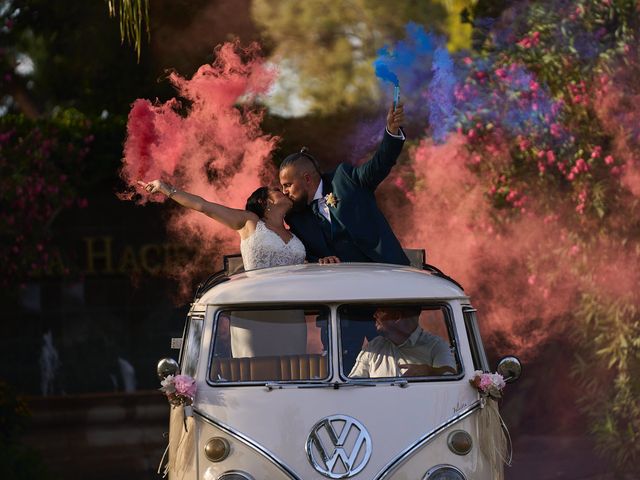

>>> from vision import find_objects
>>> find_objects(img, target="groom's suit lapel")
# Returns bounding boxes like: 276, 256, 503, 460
321, 173, 339, 237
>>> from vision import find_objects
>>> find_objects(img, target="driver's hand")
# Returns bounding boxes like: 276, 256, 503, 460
318, 256, 341, 264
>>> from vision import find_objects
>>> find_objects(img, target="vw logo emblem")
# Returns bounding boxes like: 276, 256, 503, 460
305, 414, 372, 479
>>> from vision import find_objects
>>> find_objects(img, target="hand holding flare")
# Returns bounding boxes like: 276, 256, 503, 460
386, 101, 404, 135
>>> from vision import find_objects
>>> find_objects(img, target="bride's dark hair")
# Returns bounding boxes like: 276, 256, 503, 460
245, 187, 270, 218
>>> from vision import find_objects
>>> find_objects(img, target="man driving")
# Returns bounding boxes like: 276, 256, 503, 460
349, 306, 457, 378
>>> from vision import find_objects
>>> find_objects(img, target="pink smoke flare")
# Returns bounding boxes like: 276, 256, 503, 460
120, 41, 280, 290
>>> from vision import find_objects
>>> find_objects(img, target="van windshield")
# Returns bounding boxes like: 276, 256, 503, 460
339, 304, 461, 380
209, 306, 330, 383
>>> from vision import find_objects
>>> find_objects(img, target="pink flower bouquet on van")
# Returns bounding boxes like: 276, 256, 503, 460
470, 371, 506, 400
160, 374, 197, 406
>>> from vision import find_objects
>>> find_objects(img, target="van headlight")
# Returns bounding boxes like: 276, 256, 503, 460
217, 472, 253, 480
423, 465, 466, 480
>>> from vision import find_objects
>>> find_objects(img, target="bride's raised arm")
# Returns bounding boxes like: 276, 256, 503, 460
138, 180, 255, 231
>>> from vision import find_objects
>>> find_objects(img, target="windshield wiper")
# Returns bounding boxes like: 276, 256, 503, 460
265, 379, 408, 391
343, 379, 408, 388
265, 382, 374, 391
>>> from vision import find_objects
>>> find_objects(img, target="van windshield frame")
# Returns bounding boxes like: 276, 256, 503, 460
337, 302, 465, 383
206, 304, 332, 387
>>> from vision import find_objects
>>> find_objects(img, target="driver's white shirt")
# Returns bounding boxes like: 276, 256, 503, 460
349, 327, 455, 378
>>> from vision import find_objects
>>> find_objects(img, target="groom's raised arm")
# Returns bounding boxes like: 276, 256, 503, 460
351, 103, 405, 190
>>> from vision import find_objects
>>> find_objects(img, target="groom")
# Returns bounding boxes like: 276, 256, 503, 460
279, 102, 410, 266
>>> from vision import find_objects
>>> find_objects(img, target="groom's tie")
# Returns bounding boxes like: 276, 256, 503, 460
312, 199, 332, 238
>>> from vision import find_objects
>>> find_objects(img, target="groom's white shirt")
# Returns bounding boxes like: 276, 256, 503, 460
311, 128, 404, 225
312, 180, 331, 223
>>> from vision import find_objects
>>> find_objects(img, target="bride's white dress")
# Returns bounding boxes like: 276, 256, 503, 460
231, 220, 307, 358
240, 219, 306, 270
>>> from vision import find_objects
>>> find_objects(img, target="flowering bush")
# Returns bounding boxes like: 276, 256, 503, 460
0, 111, 93, 286
457, 0, 636, 221
159, 374, 197, 407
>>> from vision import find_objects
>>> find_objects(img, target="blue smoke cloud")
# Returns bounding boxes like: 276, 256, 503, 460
372, 23, 442, 130
372, 23, 567, 146
428, 47, 456, 143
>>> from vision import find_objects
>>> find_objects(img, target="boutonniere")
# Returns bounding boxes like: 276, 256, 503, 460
324, 192, 339, 208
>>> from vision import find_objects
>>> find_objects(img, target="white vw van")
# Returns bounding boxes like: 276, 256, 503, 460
158, 252, 521, 480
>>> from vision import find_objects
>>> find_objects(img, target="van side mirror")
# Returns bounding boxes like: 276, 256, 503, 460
157, 357, 179, 380
496, 356, 522, 383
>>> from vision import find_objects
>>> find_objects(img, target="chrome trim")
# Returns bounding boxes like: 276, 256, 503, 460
422, 464, 466, 479
336, 302, 465, 382
217, 471, 255, 480
194, 408, 301, 480
462, 307, 490, 372
373, 400, 481, 480
496, 355, 522, 383
178, 314, 204, 368
205, 305, 333, 387
156, 357, 179, 380
305, 414, 372, 478
180, 315, 204, 377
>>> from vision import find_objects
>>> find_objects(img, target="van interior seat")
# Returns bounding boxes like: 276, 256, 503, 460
211, 354, 329, 382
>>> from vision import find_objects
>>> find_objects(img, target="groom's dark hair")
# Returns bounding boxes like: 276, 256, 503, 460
245, 187, 270, 218
279, 147, 321, 176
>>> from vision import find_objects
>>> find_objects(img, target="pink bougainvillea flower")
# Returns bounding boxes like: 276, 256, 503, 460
546, 150, 556, 164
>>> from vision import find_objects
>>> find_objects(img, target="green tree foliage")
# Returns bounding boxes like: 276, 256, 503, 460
3, 0, 162, 118
106, 0, 150, 61
573, 293, 640, 471
251, 0, 449, 114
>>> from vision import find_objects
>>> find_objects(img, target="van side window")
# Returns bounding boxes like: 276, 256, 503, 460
181, 315, 204, 378
210, 306, 330, 383
340, 304, 461, 380
463, 307, 489, 372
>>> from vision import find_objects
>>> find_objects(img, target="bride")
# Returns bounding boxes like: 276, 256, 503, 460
137, 180, 332, 358
137, 180, 312, 269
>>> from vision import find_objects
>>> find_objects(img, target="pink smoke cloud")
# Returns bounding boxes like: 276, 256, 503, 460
388, 135, 639, 361
120, 41, 279, 292
593, 53, 640, 198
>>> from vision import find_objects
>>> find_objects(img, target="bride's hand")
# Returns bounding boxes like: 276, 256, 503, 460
319, 256, 341, 264
137, 179, 165, 195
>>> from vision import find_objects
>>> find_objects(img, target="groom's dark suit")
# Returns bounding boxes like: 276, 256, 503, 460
285, 130, 410, 266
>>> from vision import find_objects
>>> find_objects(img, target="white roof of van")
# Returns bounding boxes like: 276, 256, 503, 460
195, 263, 467, 306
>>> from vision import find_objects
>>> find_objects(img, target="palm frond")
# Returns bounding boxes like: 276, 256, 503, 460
106, 0, 150, 61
